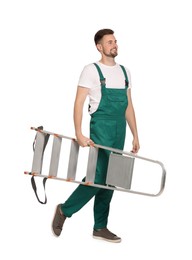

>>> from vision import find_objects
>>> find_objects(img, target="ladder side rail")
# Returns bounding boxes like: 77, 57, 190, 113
24, 172, 161, 197
31, 127, 74, 141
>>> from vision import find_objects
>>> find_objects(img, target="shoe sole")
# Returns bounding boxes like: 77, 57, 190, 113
52, 204, 62, 237
93, 235, 121, 243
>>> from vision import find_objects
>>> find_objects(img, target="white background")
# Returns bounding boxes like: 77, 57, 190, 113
1, 0, 192, 259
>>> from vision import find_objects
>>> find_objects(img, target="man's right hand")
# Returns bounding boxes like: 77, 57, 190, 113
76, 133, 94, 147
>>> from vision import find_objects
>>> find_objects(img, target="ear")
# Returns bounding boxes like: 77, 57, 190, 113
96, 43, 102, 52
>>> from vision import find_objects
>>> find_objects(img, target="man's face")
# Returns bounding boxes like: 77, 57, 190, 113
97, 34, 118, 58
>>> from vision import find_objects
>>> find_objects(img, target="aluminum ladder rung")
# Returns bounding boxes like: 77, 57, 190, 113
85, 146, 99, 183
67, 140, 79, 180
49, 135, 62, 177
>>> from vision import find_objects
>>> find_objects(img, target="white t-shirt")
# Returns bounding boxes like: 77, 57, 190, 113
78, 61, 132, 114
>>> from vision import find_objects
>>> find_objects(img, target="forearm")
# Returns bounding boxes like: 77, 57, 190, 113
126, 89, 140, 153
126, 105, 139, 139
73, 101, 83, 137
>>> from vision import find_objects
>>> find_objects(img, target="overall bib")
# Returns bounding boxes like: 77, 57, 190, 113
61, 63, 129, 229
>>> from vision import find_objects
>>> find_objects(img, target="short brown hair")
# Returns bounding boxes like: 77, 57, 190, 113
94, 29, 114, 45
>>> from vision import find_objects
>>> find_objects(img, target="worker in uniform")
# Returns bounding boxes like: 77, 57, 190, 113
52, 28, 140, 243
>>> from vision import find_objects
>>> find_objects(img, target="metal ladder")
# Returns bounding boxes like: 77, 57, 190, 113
24, 127, 166, 201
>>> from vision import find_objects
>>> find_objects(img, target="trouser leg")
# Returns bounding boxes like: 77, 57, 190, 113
93, 188, 114, 230
61, 182, 99, 217
60, 149, 110, 219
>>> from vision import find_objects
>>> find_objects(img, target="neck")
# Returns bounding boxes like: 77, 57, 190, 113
99, 56, 116, 66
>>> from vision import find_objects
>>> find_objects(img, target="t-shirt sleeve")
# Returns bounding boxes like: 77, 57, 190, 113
125, 67, 132, 88
78, 64, 98, 89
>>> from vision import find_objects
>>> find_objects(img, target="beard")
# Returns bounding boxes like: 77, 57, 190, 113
104, 48, 118, 58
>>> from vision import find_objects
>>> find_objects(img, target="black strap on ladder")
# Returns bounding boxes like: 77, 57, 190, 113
31, 126, 50, 204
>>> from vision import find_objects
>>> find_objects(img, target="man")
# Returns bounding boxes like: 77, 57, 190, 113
52, 29, 140, 243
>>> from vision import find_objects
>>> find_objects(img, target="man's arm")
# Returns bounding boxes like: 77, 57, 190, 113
73, 86, 94, 147
126, 89, 140, 153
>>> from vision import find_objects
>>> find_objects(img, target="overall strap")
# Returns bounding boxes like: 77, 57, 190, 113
93, 63, 106, 86
120, 65, 129, 88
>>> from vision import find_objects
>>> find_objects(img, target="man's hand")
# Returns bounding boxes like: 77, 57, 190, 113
131, 137, 140, 154
76, 133, 94, 147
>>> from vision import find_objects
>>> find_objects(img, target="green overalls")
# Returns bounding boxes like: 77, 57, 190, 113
61, 63, 129, 230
